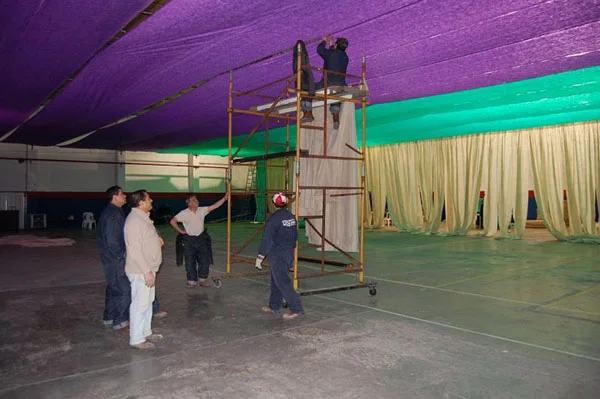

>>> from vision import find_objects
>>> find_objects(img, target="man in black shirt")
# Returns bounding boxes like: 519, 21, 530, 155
301, 36, 349, 130
97, 186, 130, 330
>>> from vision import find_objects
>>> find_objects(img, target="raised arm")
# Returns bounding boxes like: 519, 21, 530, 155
317, 40, 329, 58
207, 191, 228, 213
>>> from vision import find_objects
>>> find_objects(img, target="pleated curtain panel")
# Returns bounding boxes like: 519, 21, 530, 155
366, 120, 600, 244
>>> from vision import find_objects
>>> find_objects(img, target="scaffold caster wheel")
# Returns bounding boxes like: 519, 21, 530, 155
369, 287, 377, 296
212, 278, 222, 289
282, 300, 288, 309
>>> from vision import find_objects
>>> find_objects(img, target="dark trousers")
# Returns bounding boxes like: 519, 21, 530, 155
305, 80, 341, 115
184, 231, 213, 282
153, 296, 160, 314
298, 67, 316, 112
176, 233, 185, 266
100, 254, 130, 325
269, 252, 304, 314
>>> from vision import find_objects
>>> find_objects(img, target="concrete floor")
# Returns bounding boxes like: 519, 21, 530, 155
0, 223, 598, 399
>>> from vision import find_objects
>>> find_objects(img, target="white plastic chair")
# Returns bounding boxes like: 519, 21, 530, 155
82, 212, 96, 230
383, 211, 392, 227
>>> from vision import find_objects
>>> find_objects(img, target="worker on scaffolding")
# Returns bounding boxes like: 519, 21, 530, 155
294, 40, 316, 124
300, 35, 349, 130
255, 192, 304, 320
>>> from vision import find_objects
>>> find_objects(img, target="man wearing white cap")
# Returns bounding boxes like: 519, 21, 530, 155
255, 192, 304, 320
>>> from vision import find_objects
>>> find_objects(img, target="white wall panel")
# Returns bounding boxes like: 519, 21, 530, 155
0, 144, 119, 191
124, 152, 189, 192
0, 143, 27, 191
0, 144, 254, 194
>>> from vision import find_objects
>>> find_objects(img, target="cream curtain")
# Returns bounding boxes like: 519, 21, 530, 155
529, 123, 600, 243
366, 146, 387, 227
365, 120, 600, 242
380, 143, 423, 232
365, 141, 445, 233
481, 132, 529, 239
416, 140, 445, 234
441, 135, 485, 235
512, 132, 530, 239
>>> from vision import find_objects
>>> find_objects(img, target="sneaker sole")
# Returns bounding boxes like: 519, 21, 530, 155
131, 343, 155, 350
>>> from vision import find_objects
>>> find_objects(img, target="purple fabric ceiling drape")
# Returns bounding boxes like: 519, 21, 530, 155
1, 0, 598, 150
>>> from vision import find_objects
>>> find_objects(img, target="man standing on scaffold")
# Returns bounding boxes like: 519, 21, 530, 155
300, 35, 349, 130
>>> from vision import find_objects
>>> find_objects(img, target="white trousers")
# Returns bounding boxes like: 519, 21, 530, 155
127, 273, 155, 346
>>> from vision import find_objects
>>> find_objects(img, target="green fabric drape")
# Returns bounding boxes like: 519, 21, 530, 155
161, 67, 600, 157
255, 158, 291, 222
